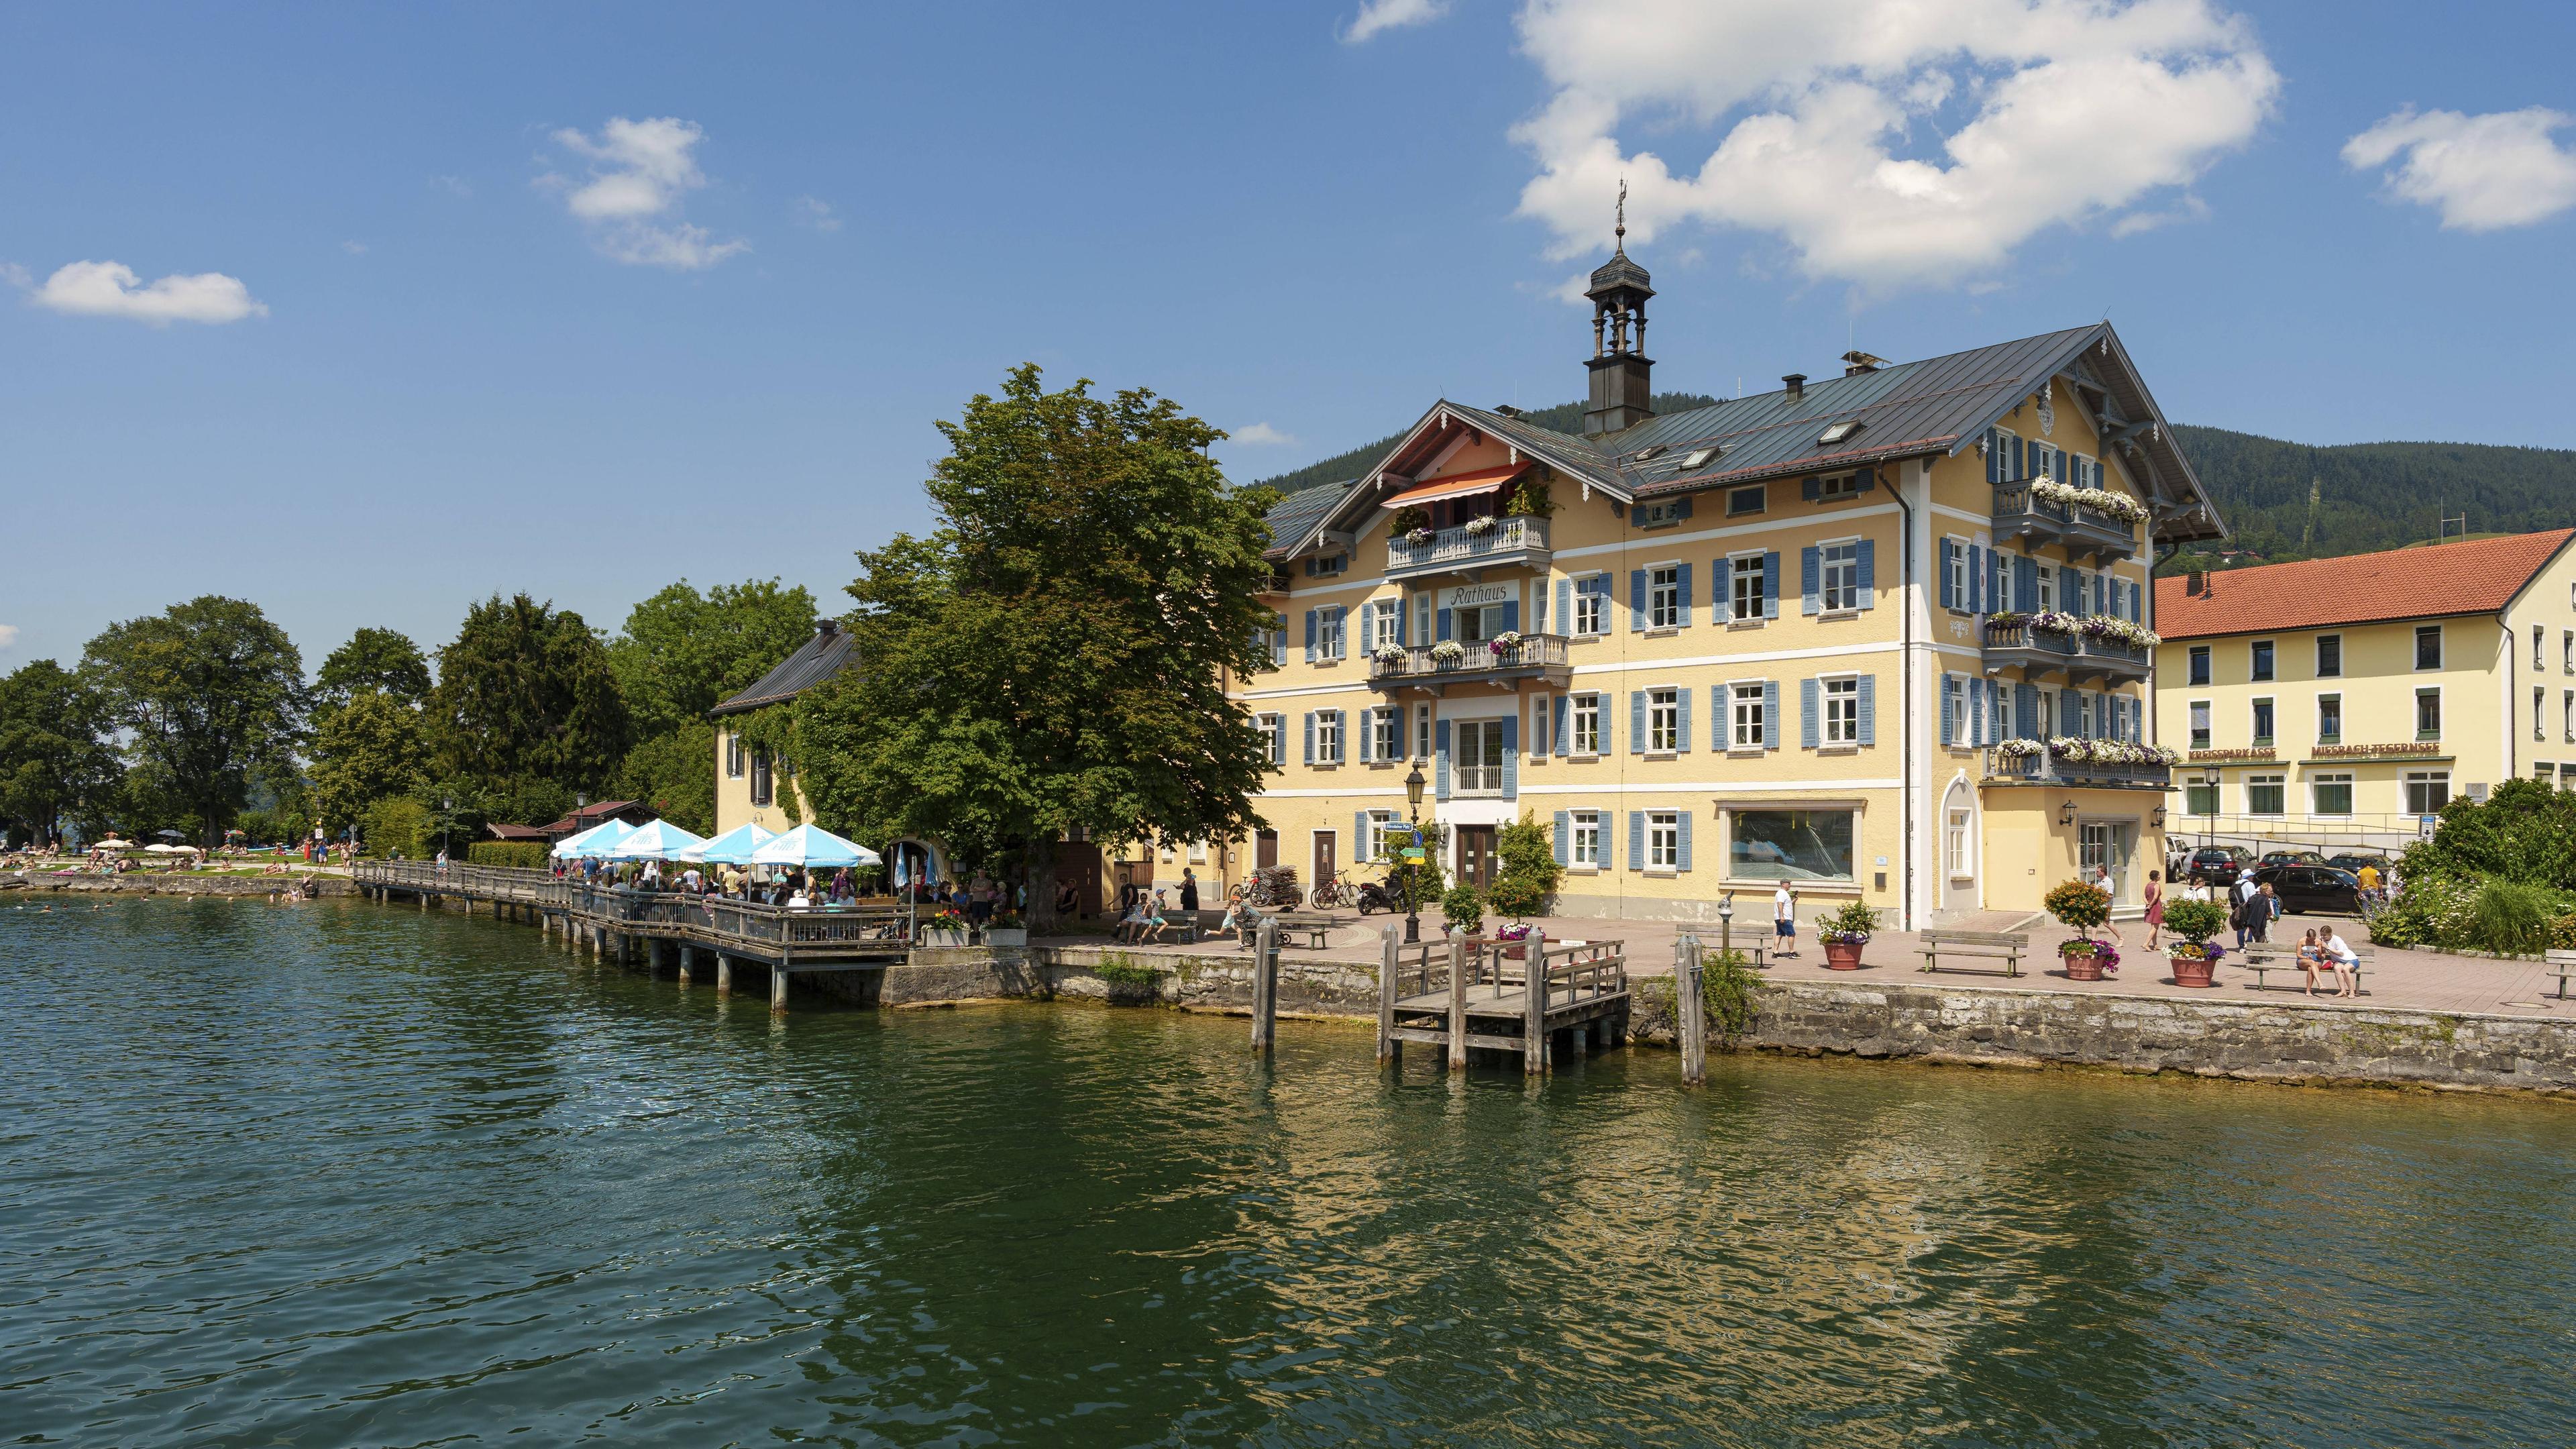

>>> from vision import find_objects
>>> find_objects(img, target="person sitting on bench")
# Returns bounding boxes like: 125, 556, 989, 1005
2320, 926, 2362, 999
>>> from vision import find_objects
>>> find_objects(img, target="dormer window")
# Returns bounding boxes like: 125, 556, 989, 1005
1305, 553, 1348, 578
1640, 498, 1691, 528
1817, 420, 1862, 445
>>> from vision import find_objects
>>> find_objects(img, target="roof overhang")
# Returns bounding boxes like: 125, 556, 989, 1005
1381, 464, 1525, 508
1294, 402, 1622, 552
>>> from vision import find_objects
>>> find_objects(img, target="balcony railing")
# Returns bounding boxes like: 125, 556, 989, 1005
1991, 482, 2139, 561
1982, 746, 2171, 790
1385, 515, 1550, 578
1368, 632, 1572, 691
1454, 765, 1504, 796
1982, 619, 2151, 682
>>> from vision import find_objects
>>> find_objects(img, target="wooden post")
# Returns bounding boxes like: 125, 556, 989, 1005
1446, 934, 1467, 1071
716, 955, 734, 994
1377, 925, 1400, 1065
1250, 918, 1279, 1053
771, 963, 789, 1014
1523, 936, 1547, 1076
1678, 932, 1707, 1085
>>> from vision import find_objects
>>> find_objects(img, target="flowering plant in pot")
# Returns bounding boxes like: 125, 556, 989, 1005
1495, 920, 1534, 961
1487, 629, 1524, 657
1373, 643, 1408, 665
920, 907, 971, 946
2044, 878, 2113, 979
2161, 898, 2229, 987
1462, 514, 1497, 535
1815, 900, 1881, 971
1404, 527, 1435, 547
1430, 639, 1466, 663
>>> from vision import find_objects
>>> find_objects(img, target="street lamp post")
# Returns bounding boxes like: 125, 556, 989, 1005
1402, 763, 1427, 945
1719, 890, 1735, 963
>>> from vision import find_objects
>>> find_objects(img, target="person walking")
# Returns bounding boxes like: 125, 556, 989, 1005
1772, 883, 1799, 959
2141, 869, 2167, 949
2233, 869, 2260, 949
2252, 881, 2281, 944
1179, 867, 1200, 913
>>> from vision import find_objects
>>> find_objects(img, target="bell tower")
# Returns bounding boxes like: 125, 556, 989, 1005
1582, 181, 1656, 437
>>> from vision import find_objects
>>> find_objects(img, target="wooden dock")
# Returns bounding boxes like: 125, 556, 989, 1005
352, 860, 914, 1011
1375, 927, 1630, 1075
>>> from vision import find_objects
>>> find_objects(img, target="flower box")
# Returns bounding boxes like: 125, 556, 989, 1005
922, 928, 970, 949
984, 927, 1028, 947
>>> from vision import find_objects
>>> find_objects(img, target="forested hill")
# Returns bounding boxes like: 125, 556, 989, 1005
1254, 402, 2576, 571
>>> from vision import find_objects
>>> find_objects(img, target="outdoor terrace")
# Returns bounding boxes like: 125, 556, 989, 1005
1981, 745, 2171, 791
1982, 618, 2152, 684
1368, 633, 1572, 694
1991, 482, 2139, 563
1385, 515, 1550, 581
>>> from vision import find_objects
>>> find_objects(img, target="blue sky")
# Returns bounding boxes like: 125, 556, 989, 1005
4, 0, 2572, 672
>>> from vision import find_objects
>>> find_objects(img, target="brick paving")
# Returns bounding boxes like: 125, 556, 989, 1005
1050, 908, 2575, 1020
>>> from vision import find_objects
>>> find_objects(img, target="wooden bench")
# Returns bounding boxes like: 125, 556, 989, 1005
1917, 928, 2028, 978
2241, 942, 2372, 995
1237, 911, 1335, 950
2546, 949, 2576, 1000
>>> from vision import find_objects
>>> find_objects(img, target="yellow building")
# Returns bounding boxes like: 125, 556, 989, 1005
1240, 235, 2222, 926
2154, 529, 2576, 855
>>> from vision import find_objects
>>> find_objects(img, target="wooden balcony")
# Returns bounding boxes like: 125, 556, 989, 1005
1992, 482, 2139, 563
1981, 747, 2171, 791
1385, 515, 1551, 581
1367, 633, 1572, 694
1982, 619, 2152, 684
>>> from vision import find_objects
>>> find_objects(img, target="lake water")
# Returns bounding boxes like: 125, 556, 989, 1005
7, 897, 2576, 1446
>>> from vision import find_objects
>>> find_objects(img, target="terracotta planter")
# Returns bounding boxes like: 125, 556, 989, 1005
1823, 938, 1865, 971
2061, 947, 2105, 981
2169, 949, 2216, 987
1497, 941, 1529, 961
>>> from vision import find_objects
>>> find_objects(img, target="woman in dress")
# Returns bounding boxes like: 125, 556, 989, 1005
2141, 869, 2166, 949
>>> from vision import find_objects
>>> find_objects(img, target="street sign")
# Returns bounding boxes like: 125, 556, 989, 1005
1400, 848, 1426, 862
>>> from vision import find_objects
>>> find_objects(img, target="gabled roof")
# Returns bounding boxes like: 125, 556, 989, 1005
711, 623, 859, 716
1260, 479, 1356, 560
1285, 322, 2222, 555
2155, 529, 2576, 640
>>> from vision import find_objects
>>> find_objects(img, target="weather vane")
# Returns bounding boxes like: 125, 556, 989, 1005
1614, 177, 1627, 250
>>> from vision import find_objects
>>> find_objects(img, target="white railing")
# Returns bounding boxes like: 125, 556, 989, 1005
1454, 765, 1503, 796
1386, 515, 1550, 572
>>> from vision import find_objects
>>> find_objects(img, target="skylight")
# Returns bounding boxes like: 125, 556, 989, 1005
1818, 420, 1863, 445
1680, 445, 1721, 469
1631, 445, 1666, 462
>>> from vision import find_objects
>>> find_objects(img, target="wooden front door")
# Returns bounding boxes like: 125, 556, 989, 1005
1256, 830, 1279, 869
1456, 825, 1497, 890
1312, 831, 1337, 891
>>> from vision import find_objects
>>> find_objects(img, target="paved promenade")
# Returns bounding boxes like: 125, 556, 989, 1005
1053, 908, 2574, 1020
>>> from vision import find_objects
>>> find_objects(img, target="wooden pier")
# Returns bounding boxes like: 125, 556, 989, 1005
1375, 926, 1630, 1075
352, 860, 914, 1012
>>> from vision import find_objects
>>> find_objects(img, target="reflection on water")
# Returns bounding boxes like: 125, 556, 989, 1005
5, 898, 2575, 1446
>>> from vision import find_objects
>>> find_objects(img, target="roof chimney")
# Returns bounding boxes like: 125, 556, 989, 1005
2186, 569, 2207, 595
1782, 373, 1807, 402
1841, 350, 1887, 376
815, 618, 839, 637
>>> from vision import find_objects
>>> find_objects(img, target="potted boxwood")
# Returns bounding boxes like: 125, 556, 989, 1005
983, 910, 1028, 947
2161, 898, 2229, 987
1441, 883, 1485, 945
2045, 878, 2114, 981
920, 906, 971, 948
1815, 900, 1881, 971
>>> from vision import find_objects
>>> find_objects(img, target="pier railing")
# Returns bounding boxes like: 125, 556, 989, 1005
356, 859, 913, 951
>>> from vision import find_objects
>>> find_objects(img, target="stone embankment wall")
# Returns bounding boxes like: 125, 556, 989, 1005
881, 945, 1379, 1016
4, 871, 354, 898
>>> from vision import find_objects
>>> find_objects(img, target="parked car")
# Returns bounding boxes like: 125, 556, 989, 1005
2260, 849, 2328, 867
2184, 847, 2252, 887
2328, 854, 2392, 877
2253, 864, 2362, 914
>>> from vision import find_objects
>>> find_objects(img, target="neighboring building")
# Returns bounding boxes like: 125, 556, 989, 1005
535, 799, 659, 839
1239, 230, 2222, 925
710, 619, 864, 830
2154, 529, 2576, 853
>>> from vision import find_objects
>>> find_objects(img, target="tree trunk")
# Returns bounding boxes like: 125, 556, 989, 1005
1021, 833, 1059, 935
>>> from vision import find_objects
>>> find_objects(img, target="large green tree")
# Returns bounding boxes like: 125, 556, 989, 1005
0, 659, 122, 846
314, 628, 433, 718
613, 720, 718, 835
424, 594, 633, 816
309, 689, 429, 831
608, 578, 818, 737
81, 596, 306, 848
797, 365, 1279, 926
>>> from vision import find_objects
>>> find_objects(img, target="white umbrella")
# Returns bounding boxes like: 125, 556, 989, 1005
682, 822, 775, 864
552, 818, 634, 859
749, 823, 881, 869
94, 839, 134, 850
606, 818, 708, 861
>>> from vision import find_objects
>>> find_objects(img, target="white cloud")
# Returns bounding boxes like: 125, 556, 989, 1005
0, 261, 28, 289
433, 174, 473, 199
0, 625, 19, 650
1232, 422, 1296, 446
341, 240, 369, 256
28, 260, 267, 325
1509, 0, 2279, 293
545, 116, 749, 270
1346, 0, 1448, 42
2343, 106, 2576, 231
2108, 193, 2210, 237
792, 195, 843, 231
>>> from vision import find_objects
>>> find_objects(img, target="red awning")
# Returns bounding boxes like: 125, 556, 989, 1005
1380, 464, 1526, 509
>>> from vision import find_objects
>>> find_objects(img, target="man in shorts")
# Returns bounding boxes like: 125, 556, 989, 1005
1773, 884, 1798, 958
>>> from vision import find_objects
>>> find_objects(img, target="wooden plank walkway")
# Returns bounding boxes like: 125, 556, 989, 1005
1374, 926, 1631, 1075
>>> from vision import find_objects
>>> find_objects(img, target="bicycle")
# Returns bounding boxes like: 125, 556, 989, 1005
1307, 870, 1357, 910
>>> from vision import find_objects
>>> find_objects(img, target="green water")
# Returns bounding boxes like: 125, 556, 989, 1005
6, 898, 2575, 1446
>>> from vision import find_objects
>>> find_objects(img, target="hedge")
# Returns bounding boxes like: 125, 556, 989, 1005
467, 841, 552, 870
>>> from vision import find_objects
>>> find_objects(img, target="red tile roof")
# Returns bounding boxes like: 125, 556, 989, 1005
2155, 529, 2576, 641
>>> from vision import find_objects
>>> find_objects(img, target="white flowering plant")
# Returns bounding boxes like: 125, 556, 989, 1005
1462, 515, 1496, 535
1430, 639, 1466, 663
2031, 478, 2149, 525
1372, 644, 1407, 664
1403, 527, 1435, 547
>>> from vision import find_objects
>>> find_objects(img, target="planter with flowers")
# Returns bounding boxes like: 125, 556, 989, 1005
1487, 629, 1524, 659
1495, 920, 1533, 961
1815, 901, 1882, 971
983, 910, 1028, 947
1373, 643, 1408, 665
920, 907, 971, 949
1405, 527, 1436, 547
2045, 878, 2114, 980
1462, 514, 1497, 535
2161, 898, 2229, 987
1430, 639, 1466, 665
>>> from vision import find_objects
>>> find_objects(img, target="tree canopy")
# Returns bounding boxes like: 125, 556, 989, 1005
608, 578, 820, 738
424, 594, 632, 814
310, 689, 428, 831
314, 628, 433, 717
0, 659, 121, 846
81, 596, 306, 848
798, 365, 1279, 922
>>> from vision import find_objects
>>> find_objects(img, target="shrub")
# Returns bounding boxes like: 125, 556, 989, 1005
1701, 946, 1758, 1043
358, 796, 434, 859
2161, 898, 2229, 946
1092, 953, 1163, 987
1815, 900, 1882, 943
468, 841, 550, 870
2471, 878, 2556, 957
2043, 877, 2110, 936
1483, 812, 1563, 920
1440, 883, 1485, 934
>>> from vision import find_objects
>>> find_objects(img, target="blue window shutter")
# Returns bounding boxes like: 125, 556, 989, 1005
1436, 607, 1453, 642
1628, 811, 1645, 871
1434, 719, 1451, 802
1271, 618, 1287, 667
1678, 688, 1693, 753
2014, 554, 2037, 610
1556, 578, 1572, 635
1940, 676, 1956, 745
1802, 475, 1821, 502
2094, 574, 2108, 616
1676, 563, 1694, 628
1856, 539, 1876, 610
1675, 496, 1695, 519
1630, 690, 1646, 754
2016, 683, 2037, 739
1629, 504, 1648, 527
1764, 551, 1780, 619
1354, 811, 1368, 857
2011, 434, 2025, 480
1801, 547, 1821, 615
1270, 719, 1285, 767
1556, 694, 1572, 755
1629, 570, 1647, 630
1331, 710, 1346, 760
1393, 599, 1407, 646
1357, 707, 1372, 763
1677, 812, 1693, 872
1303, 610, 1318, 663
1857, 675, 1876, 745
1801, 677, 1821, 749
1500, 716, 1518, 798
1854, 468, 1876, 493
1501, 599, 1520, 634
1972, 680, 1988, 746
1553, 810, 1570, 866
1303, 711, 1316, 764
1968, 545, 1986, 612
1762, 680, 1780, 749
1939, 539, 1957, 610
1985, 428, 2000, 484
2061, 688, 2080, 737
2067, 571, 2086, 619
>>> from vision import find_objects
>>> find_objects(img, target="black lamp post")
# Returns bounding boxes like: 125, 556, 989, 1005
1718, 890, 1735, 965
1402, 762, 1427, 945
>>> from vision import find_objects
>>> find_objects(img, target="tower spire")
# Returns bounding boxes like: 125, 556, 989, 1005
1613, 178, 1627, 254
1580, 182, 1656, 437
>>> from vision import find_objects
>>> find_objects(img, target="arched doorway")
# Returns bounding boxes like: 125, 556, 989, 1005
888, 839, 941, 896
1939, 778, 1979, 916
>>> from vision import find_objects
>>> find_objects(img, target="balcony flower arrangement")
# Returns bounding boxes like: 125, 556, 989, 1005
2025, 610, 2082, 637
1430, 639, 1466, 663
2046, 736, 2094, 762
1987, 609, 2027, 627
2031, 478, 2150, 525
1404, 526, 1435, 547
1462, 514, 1497, 535
1994, 738, 2044, 758
2080, 616, 2162, 649
1815, 900, 1882, 971
1373, 643, 1408, 665
1487, 629, 1524, 657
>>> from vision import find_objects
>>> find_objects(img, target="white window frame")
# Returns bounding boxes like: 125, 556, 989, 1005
1570, 810, 1603, 867
1945, 808, 1971, 879
2564, 629, 2573, 674
1571, 692, 1602, 756
2188, 645, 2211, 687
2184, 774, 2220, 817
726, 732, 745, 779
1821, 674, 1860, 745
1361, 810, 1395, 861
1817, 472, 1863, 501
2404, 769, 2452, 816
1646, 686, 1680, 753
1648, 564, 1682, 629
1820, 537, 1860, 613
1309, 553, 1348, 578
2246, 773, 2287, 817
2188, 700, 2211, 750
1729, 551, 1766, 623
2249, 638, 2275, 683
1415, 702, 1433, 759
2416, 686, 2443, 741
2538, 625, 2548, 672
2541, 687, 2551, 743
2311, 772, 2354, 816
1573, 574, 1608, 637
1256, 713, 1284, 769
1730, 681, 1768, 751
1942, 535, 1968, 608
1647, 810, 1680, 869
1316, 710, 1343, 765
2035, 564, 2055, 612
1371, 600, 1402, 651
2250, 696, 2275, 747
2565, 688, 2573, 744
2317, 692, 2343, 744
1370, 706, 1400, 761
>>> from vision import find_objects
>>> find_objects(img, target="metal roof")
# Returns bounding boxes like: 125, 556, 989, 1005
711, 624, 859, 716
1261, 478, 1356, 559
